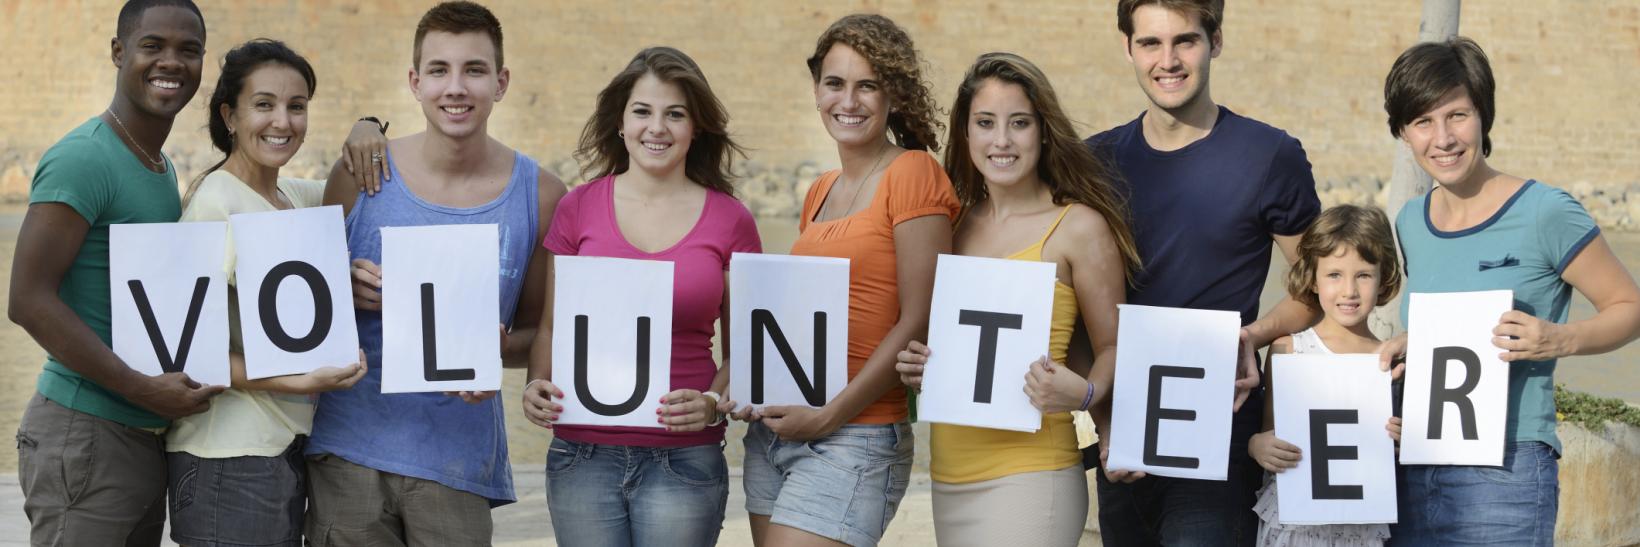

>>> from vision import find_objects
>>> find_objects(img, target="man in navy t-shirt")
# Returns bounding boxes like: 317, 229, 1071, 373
1084, 1, 1322, 545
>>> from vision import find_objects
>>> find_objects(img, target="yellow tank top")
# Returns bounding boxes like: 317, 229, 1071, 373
930, 206, 1083, 484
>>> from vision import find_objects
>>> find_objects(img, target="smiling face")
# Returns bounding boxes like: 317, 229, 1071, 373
410, 30, 509, 140
113, 5, 205, 121
1124, 3, 1219, 113
1314, 245, 1381, 329
223, 64, 309, 171
621, 73, 695, 179
1401, 87, 1488, 187
966, 79, 1042, 189
814, 44, 890, 149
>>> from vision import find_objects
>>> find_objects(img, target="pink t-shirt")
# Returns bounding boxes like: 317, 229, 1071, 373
543, 175, 762, 447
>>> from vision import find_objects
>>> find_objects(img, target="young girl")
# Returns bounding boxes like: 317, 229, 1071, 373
1248, 204, 1402, 546
165, 39, 373, 547
735, 14, 958, 547
893, 52, 1141, 547
520, 46, 760, 547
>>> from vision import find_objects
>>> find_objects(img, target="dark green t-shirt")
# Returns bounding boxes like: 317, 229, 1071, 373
28, 117, 182, 428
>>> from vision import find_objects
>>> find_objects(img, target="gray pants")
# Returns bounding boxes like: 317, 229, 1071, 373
304, 454, 492, 547
15, 393, 167, 547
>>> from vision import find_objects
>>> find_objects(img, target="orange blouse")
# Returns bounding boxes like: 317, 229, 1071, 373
791, 151, 960, 424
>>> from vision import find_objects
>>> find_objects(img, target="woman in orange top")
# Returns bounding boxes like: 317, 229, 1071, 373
734, 14, 957, 547
895, 53, 1141, 546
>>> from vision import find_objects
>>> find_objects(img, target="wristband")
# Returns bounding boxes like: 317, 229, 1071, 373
701, 391, 725, 426
1078, 382, 1096, 412
358, 116, 389, 135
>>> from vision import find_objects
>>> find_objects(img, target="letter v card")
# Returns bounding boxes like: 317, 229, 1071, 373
110, 222, 231, 387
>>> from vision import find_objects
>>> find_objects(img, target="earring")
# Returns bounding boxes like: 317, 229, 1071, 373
618, 131, 625, 139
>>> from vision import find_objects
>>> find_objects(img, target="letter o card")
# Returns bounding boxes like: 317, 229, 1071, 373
1401, 290, 1512, 466
230, 206, 359, 380
1106, 304, 1240, 480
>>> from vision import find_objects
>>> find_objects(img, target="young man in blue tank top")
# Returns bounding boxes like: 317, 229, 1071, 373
305, 2, 566, 544
1081, 1, 1323, 545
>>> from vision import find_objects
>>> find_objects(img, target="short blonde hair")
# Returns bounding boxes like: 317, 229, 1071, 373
1285, 204, 1402, 307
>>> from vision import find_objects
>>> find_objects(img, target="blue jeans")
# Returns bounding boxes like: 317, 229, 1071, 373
1093, 391, 1263, 546
544, 437, 729, 547
742, 421, 914, 547
1390, 441, 1559, 546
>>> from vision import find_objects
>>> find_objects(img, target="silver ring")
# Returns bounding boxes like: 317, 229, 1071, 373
371, 152, 383, 163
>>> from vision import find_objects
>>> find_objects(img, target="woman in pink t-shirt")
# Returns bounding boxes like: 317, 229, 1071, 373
520, 47, 760, 547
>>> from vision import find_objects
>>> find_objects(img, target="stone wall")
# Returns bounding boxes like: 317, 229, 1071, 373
4, 1, 1637, 225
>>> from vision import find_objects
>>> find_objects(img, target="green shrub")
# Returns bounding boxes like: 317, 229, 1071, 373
1556, 384, 1640, 430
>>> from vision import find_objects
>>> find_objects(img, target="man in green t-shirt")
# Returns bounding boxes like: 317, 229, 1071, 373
8, 1, 221, 545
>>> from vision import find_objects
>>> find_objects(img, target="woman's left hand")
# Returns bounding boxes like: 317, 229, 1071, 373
760, 405, 839, 441
1493, 310, 1574, 362
341, 119, 390, 195
658, 390, 718, 432
1023, 356, 1091, 414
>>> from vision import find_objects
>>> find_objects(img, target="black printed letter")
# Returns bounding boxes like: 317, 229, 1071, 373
127, 277, 210, 373
1428, 346, 1480, 440
1144, 365, 1205, 468
958, 310, 1024, 404
751, 309, 827, 406
420, 283, 475, 382
1309, 409, 1364, 500
574, 315, 650, 416
257, 261, 332, 353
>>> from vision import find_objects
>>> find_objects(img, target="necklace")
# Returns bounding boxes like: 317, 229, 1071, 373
105, 109, 165, 169
821, 142, 891, 221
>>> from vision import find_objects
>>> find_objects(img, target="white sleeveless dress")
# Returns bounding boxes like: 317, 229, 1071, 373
1252, 328, 1392, 547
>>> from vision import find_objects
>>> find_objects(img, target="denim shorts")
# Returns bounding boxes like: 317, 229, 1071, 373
167, 437, 307, 547
742, 421, 914, 547
545, 436, 730, 547
1391, 441, 1559, 546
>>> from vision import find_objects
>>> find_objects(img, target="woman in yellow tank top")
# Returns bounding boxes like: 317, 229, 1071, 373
895, 52, 1141, 547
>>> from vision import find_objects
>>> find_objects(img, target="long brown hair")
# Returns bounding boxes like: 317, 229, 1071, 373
944, 52, 1142, 284
806, 14, 943, 153
574, 46, 744, 196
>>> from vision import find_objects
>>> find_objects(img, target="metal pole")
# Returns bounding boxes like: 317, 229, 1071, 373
1379, 0, 1459, 336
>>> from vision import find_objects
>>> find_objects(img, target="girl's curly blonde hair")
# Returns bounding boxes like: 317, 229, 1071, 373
806, 14, 944, 152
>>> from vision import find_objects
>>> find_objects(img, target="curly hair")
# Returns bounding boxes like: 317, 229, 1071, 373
1285, 204, 1403, 308
806, 14, 944, 152
574, 46, 744, 196
944, 52, 1141, 285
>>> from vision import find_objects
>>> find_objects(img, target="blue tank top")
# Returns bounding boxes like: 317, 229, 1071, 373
306, 149, 540, 506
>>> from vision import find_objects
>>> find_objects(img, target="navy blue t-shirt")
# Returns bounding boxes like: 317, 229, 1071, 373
1087, 106, 1320, 327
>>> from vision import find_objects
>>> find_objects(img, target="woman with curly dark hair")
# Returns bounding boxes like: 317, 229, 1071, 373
733, 13, 957, 547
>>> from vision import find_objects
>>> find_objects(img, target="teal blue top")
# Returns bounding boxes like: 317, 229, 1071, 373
1396, 180, 1599, 455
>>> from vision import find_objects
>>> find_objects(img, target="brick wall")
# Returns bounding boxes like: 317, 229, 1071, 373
3, 0, 1636, 208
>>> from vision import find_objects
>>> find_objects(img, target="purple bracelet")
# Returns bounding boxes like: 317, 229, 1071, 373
1078, 382, 1096, 412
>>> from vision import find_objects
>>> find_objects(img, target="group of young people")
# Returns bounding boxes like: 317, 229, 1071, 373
10, 0, 1638, 546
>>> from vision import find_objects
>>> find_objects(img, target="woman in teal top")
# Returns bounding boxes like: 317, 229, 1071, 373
1379, 37, 1640, 545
